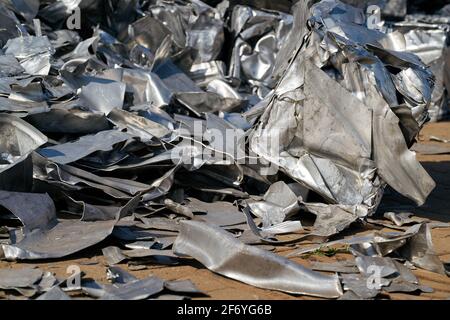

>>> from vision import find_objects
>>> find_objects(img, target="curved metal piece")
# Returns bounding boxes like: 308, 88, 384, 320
173, 220, 343, 298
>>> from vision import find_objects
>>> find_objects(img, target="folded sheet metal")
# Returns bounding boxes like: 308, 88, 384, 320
229, 4, 293, 98
173, 220, 343, 298
250, 0, 435, 232
391, 15, 450, 121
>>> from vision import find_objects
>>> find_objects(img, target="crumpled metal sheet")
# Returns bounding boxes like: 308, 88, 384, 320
344, 1, 450, 122
392, 17, 450, 122
247, 181, 300, 227
4, 36, 55, 75
173, 220, 343, 298
250, 0, 435, 230
229, 5, 293, 97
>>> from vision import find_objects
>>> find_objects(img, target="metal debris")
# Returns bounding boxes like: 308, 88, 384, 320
173, 220, 343, 298
36, 286, 72, 300
0, 0, 448, 301
0, 268, 43, 291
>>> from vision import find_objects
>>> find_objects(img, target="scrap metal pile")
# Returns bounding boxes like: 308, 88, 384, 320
0, 0, 449, 299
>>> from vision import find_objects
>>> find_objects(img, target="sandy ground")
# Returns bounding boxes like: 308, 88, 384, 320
1, 122, 449, 300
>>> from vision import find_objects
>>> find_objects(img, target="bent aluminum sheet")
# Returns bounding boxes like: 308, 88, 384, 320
0, 191, 57, 233
3, 219, 118, 260
173, 220, 343, 298
38, 130, 132, 164
1, 191, 138, 260
35, 159, 152, 199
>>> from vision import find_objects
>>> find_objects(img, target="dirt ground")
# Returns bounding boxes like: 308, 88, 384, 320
1, 122, 449, 300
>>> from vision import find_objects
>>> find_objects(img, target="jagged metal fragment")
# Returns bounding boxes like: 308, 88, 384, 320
102, 246, 127, 266
355, 256, 399, 278
302, 203, 361, 237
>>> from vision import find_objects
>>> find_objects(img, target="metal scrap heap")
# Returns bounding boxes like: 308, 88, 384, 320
0, 0, 448, 300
